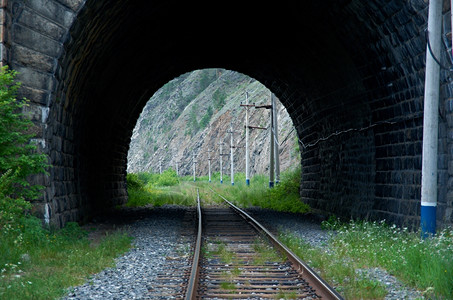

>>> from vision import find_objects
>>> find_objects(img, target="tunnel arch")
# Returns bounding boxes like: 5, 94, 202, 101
6, 0, 453, 227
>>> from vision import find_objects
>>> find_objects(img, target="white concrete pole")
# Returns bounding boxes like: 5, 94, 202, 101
245, 92, 250, 186
269, 100, 275, 188
193, 151, 196, 182
272, 93, 280, 184
219, 141, 223, 184
421, 0, 442, 237
159, 158, 162, 174
208, 148, 212, 183
230, 124, 235, 186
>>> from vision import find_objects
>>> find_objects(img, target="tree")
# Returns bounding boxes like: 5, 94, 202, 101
0, 66, 48, 200
213, 88, 227, 110
200, 106, 213, 129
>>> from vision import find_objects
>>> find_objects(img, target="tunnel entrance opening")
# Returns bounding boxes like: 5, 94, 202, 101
126, 68, 301, 184
9, 0, 452, 228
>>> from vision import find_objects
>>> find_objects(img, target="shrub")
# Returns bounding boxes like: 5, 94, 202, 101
155, 169, 179, 186
0, 66, 48, 201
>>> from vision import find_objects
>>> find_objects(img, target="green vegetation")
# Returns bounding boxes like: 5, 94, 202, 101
206, 167, 310, 214
279, 220, 453, 299
126, 169, 197, 207
0, 67, 132, 299
0, 67, 48, 202
199, 105, 213, 129
0, 221, 131, 299
212, 88, 227, 110
127, 167, 308, 213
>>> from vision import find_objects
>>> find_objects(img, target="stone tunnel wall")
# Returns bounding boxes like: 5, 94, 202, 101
2, 0, 453, 229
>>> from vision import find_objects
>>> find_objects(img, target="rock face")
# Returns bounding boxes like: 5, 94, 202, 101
127, 69, 300, 178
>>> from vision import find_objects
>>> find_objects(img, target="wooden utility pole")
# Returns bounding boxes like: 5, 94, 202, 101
421, 0, 442, 237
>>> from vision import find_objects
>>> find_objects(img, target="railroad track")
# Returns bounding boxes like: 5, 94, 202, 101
185, 188, 343, 299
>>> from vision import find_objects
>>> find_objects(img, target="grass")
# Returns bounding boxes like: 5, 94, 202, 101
279, 220, 453, 299
0, 218, 132, 299
252, 238, 285, 265
126, 167, 309, 214
195, 167, 310, 214
126, 170, 197, 207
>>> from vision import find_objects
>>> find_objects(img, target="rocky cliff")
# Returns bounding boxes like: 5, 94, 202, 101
127, 69, 300, 178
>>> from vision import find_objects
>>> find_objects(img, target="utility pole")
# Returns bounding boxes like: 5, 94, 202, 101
421, 0, 442, 237
272, 93, 280, 184
159, 157, 162, 174
240, 92, 252, 186
229, 123, 235, 186
255, 101, 274, 188
173, 148, 179, 176
193, 151, 197, 182
245, 92, 250, 185
219, 141, 224, 184
207, 148, 212, 182
269, 102, 275, 188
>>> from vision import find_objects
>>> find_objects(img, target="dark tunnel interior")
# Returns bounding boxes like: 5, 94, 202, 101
45, 0, 443, 227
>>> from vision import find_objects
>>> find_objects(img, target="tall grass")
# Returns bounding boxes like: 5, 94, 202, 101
0, 218, 131, 299
126, 169, 197, 207
127, 167, 309, 214
279, 220, 453, 299
205, 167, 310, 213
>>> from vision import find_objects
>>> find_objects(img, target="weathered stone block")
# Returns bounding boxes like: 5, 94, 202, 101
12, 23, 61, 57
12, 45, 55, 72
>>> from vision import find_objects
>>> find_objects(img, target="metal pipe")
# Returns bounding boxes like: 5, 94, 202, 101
421, 0, 442, 237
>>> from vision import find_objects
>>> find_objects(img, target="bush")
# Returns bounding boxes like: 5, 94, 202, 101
155, 169, 179, 186
0, 66, 48, 231
0, 66, 48, 201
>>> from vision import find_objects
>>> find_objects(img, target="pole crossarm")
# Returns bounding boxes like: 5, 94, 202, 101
247, 125, 267, 130
255, 104, 272, 109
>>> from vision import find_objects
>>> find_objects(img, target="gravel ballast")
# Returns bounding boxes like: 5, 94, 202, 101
62, 206, 191, 300
246, 207, 424, 300
62, 205, 424, 300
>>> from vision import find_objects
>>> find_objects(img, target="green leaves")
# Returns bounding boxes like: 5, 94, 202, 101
0, 66, 48, 200
0, 66, 49, 230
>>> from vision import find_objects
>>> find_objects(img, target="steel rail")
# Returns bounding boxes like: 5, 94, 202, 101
208, 186, 344, 300
185, 189, 202, 300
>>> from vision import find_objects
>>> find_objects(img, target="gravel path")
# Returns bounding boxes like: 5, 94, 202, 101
246, 208, 424, 300
62, 206, 191, 300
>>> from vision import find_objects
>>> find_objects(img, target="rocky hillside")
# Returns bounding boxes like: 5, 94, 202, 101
127, 69, 300, 178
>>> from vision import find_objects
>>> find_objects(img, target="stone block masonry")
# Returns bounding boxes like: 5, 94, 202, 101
2, 0, 452, 229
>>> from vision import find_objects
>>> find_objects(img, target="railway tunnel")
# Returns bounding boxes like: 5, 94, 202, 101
5, 0, 453, 228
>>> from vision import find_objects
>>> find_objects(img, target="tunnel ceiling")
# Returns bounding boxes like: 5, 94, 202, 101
60, 0, 380, 160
